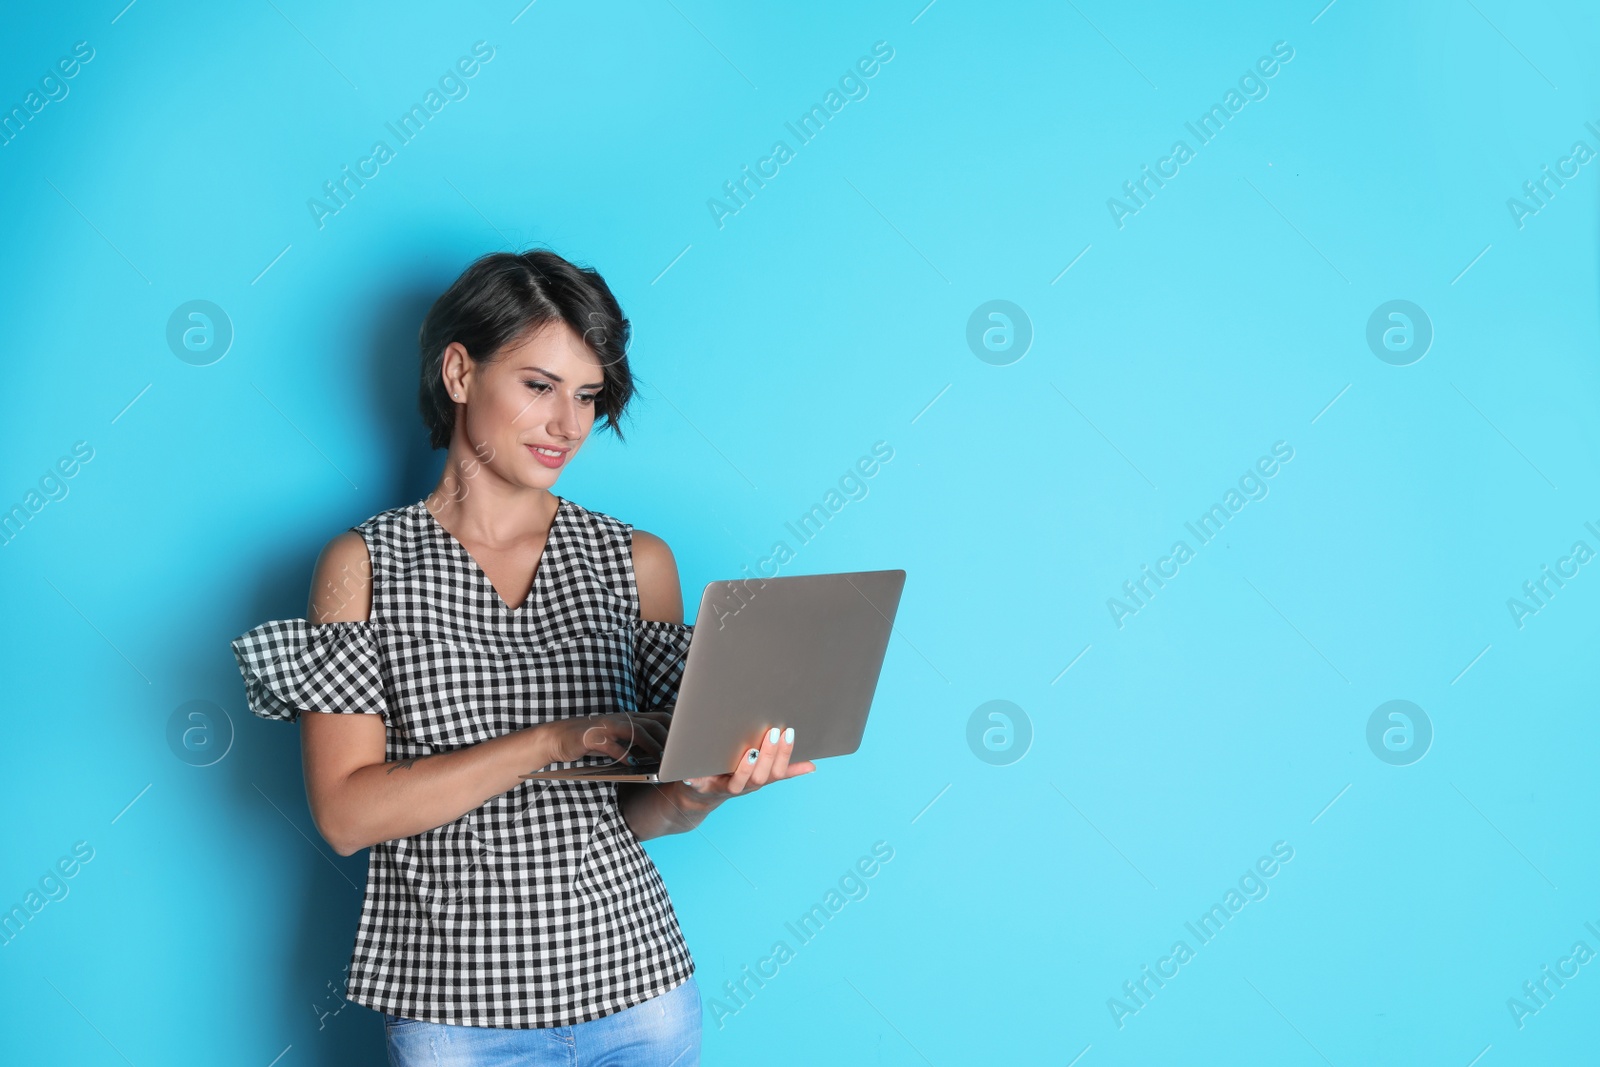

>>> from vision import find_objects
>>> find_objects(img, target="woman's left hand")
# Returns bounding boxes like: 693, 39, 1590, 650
681, 725, 815, 800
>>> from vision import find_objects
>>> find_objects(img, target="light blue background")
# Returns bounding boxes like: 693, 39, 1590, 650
3, 1, 1597, 1063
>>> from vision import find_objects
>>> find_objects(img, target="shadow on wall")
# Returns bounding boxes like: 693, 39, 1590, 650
237, 278, 445, 635
220, 278, 447, 1067
364, 280, 453, 509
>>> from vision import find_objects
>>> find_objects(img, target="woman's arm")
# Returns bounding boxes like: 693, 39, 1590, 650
619, 778, 728, 841
300, 532, 560, 857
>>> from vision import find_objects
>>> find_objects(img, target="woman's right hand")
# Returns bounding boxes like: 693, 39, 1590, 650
536, 710, 673, 769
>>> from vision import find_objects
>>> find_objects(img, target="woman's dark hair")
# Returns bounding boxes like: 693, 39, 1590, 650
418, 249, 634, 450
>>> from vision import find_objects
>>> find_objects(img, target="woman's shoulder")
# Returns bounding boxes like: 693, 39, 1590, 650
561, 497, 682, 622
351, 498, 423, 536
309, 531, 372, 623
306, 500, 424, 623
558, 495, 639, 553
559, 496, 676, 564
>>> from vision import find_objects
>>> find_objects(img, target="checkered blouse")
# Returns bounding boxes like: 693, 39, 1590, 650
229, 495, 697, 1027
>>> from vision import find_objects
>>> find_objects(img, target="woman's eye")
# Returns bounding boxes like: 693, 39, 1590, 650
524, 381, 598, 405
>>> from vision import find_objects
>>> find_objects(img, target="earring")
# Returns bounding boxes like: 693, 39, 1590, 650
454, 393, 460, 398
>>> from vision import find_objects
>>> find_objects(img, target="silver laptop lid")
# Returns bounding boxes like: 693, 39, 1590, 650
658, 568, 906, 782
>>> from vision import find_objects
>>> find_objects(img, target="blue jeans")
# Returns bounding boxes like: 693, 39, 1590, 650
383, 976, 701, 1067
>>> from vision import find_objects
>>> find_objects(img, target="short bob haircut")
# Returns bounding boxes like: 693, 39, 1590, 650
418, 250, 635, 450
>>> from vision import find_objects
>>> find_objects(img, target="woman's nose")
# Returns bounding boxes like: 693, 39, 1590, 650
552, 395, 582, 436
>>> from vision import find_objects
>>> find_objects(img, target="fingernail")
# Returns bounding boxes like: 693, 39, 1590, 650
782, 727, 794, 744
767, 727, 780, 745
747, 748, 759, 764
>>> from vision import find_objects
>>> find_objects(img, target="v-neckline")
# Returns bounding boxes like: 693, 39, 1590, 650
422, 496, 565, 615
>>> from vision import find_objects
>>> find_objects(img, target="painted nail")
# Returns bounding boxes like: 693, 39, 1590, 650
767, 727, 781, 745
783, 726, 794, 744
746, 748, 759, 764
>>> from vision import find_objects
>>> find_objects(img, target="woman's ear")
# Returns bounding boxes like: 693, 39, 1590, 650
441, 341, 472, 402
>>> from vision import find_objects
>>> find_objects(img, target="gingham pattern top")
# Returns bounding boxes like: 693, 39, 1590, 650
229, 494, 697, 1028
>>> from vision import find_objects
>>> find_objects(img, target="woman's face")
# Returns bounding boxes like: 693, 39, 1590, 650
446, 320, 605, 489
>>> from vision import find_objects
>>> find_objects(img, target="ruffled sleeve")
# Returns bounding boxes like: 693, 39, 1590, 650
229, 619, 393, 727
631, 618, 693, 713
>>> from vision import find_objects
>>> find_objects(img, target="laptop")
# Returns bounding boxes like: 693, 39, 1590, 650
526, 568, 907, 782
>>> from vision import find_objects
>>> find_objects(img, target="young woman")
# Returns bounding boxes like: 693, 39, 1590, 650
231, 249, 812, 1066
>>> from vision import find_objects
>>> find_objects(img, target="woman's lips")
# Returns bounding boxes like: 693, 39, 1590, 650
528, 444, 567, 469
